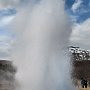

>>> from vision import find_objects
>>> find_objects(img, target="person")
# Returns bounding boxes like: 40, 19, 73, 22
80, 78, 88, 88
80, 78, 85, 88
84, 80, 87, 88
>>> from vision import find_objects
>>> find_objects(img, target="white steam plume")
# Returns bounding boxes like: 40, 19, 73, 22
9, 0, 75, 90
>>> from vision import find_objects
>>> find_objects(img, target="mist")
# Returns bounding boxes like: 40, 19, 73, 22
8, 0, 75, 90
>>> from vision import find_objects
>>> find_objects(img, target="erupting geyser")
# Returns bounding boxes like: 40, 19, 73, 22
10, 0, 75, 90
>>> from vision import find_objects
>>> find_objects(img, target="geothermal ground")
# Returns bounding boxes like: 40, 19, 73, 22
77, 80, 90, 90
71, 60, 90, 90
0, 60, 16, 90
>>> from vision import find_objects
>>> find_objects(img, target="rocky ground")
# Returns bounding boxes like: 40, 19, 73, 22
0, 60, 17, 90
71, 60, 90, 90
77, 80, 90, 90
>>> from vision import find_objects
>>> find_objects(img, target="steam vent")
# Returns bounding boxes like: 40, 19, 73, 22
0, 60, 16, 90
69, 46, 90, 86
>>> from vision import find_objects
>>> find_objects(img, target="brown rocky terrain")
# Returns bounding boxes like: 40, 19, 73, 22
0, 60, 17, 90
71, 60, 90, 90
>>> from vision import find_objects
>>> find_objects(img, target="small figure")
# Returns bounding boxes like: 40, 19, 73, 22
84, 80, 87, 88
80, 78, 85, 88
80, 78, 88, 88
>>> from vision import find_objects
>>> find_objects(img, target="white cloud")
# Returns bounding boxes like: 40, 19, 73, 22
0, 16, 15, 27
0, 32, 15, 58
0, 0, 20, 9
70, 18, 90, 49
71, 0, 82, 12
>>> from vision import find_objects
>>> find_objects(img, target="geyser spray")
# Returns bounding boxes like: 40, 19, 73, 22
10, 0, 75, 90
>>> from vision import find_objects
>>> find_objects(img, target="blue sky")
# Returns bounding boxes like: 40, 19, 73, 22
0, 0, 90, 58
65, 0, 90, 50
65, 0, 90, 23
0, 7, 16, 59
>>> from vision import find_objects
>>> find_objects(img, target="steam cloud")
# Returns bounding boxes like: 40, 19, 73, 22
9, 0, 75, 90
